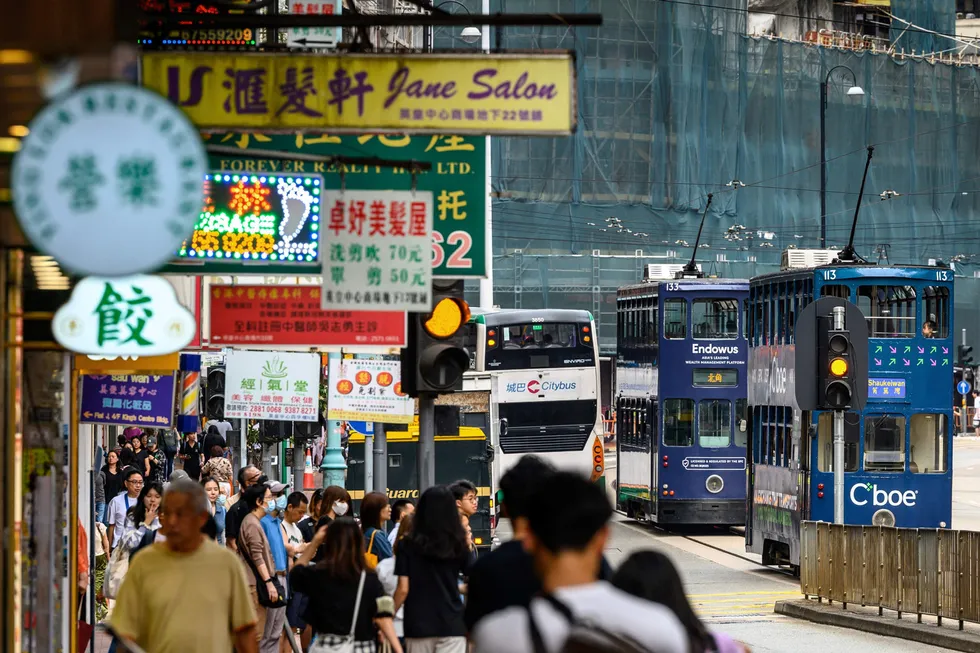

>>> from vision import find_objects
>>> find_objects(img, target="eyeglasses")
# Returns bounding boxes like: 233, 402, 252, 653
127, 479, 144, 485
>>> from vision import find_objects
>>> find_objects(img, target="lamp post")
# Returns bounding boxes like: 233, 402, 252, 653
820, 65, 865, 249
423, 0, 482, 52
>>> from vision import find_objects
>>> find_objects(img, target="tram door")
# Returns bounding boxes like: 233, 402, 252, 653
799, 410, 812, 521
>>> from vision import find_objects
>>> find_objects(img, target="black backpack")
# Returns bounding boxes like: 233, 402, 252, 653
527, 594, 652, 653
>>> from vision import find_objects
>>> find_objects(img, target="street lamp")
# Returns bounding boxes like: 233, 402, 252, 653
820, 65, 865, 249
424, 0, 482, 50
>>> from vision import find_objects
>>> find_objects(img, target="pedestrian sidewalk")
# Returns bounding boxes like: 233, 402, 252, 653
775, 599, 980, 652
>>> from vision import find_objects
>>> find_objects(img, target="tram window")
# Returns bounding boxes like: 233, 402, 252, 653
910, 414, 948, 473
857, 286, 916, 338
663, 398, 694, 446
664, 300, 687, 339
734, 399, 748, 448
742, 300, 750, 340
816, 412, 860, 472
922, 286, 950, 338
864, 414, 907, 472
692, 299, 738, 339
698, 400, 731, 448
820, 285, 849, 299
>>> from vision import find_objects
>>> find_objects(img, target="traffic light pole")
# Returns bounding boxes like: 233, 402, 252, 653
418, 393, 436, 493
962, 329, 969, 437
832, 306, 846, 525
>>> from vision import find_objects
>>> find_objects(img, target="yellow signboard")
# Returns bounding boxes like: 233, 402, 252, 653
854, 0, 889, 5
141, 52, 576, 135
74, 353, 180, 373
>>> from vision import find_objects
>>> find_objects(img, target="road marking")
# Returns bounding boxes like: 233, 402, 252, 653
689, 590, 802, 618
689, 590, 801, 598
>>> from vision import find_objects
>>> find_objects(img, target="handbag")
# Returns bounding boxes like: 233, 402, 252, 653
364, 530, 379, 570
103, 543, 130, 600
239, 527, 287, 609
311, 571, 366, 653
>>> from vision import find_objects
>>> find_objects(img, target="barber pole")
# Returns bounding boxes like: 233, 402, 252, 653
176, 353, 201, 434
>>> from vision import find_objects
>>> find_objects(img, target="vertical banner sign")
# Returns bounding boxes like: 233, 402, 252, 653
78, 374, 178, 427
287, 0, 341, 48
321, 190, 433, 312
224, 350, 320, 421
327, 357, 414, 424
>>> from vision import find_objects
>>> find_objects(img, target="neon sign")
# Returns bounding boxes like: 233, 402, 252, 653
177, 173, 322, 263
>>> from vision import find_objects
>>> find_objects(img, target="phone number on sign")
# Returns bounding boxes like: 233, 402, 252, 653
226, 404, 317, 416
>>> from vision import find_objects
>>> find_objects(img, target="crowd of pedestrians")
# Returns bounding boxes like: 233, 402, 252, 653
94, 425, 749, 653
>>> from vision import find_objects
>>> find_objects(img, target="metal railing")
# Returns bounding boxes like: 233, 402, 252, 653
800, 521, 980, 629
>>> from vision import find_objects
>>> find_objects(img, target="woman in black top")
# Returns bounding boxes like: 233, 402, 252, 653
102, 450, 125, 504
291, 518, 402, 653
393, 486, 472, 652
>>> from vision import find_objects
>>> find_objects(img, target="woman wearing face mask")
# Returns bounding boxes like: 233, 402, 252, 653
202, 476, 227, 545
314, 486, 351, 561
238, 483, 285, 653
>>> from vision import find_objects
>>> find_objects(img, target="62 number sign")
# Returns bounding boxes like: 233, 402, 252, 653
431, 230, 473, 273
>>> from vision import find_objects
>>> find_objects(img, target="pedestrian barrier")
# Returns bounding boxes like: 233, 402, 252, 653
800, 521, 980, 629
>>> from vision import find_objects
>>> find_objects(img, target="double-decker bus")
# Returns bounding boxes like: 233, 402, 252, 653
746, 249, 954, 567
467, 309, 606, 499
615, 273, 750, 525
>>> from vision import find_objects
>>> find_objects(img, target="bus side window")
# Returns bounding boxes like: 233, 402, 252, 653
922, 286, 950, 338
663, 299, 687, 339
816, 412, 860, 472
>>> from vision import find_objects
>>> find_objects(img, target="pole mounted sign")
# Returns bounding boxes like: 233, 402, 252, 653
53, 275, 198, 356
140, 52, 577, 135
11, 82, 208, 276
287, 0, 341, 48
79, 374, 178, 428
224, 350, 320, 421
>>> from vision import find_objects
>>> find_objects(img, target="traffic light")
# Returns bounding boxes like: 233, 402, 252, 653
203, 366, 226, 420
960, 345, 975, 368
400, 280, 471, 397
818, 318, 854, 410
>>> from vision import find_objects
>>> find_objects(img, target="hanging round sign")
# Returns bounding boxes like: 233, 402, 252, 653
11, 82, 207, 277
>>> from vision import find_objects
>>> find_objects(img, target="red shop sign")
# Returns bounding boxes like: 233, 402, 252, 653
208, 285, 406, 347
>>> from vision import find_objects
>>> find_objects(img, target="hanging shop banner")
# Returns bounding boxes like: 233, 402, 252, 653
224, 350, 320, 421
11, 82, 208, 277
163, 133, 486, 277
175, 172, 323, 265
53, 275, 198, 356
321, 190, 432, 312
327, 357, 413, 424
209, 284, 406, 347
79, 374, 177, 428
140, 52, 576, 135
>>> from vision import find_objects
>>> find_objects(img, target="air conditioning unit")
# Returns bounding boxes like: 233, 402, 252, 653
780, 249, 839, 270
644, 264, 690, 280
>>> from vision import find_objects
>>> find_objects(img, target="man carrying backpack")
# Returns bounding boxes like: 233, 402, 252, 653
471, 472, 687, 653
161, 428, 180, 478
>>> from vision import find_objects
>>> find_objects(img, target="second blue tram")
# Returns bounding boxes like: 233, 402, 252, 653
746, 250, 954, 567
615, 274, 750, 525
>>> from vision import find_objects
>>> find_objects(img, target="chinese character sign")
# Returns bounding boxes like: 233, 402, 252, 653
225, 350, 320, 421
53, 275, 197, 356
287, 0, 341, 48
327, 357, 413, 424
141, 52, 576, 135
321, 190, 433, 312
79, 374, 177, 427
209, 284, 406, 346
11, 82, 208, 277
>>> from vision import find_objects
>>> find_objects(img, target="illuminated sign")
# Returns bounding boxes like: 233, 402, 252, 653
176, 172, 322, 264
692, 369, 738, 386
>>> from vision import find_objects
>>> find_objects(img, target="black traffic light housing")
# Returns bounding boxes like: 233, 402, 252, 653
203, 366, 226, 420
818, 319, 854, 410
796, 297, 868, 412
960, 345, 975, 368
400, 279, 471, 397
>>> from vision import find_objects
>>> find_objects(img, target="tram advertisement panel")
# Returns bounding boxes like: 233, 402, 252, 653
750, 466, 801, 560
748, 345, 798, 409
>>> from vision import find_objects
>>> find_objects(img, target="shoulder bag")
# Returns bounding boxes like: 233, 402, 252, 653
364, 530, 379, 570
311, 571, 367, 653
240, 519, 287, 609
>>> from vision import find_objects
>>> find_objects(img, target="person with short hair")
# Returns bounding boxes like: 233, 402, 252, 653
922, 320, 938, 338
226, 465, 265, 552
144, 436, 167, 485
388, 499, 415, 546
238, 483, 282, 653
471, 472, 687, 653
106, 467, 145, 552
281, 491, 311, 649
107, 478, 258, 653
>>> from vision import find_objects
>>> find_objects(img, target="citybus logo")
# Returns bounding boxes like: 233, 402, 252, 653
849, 482, 918, 507
692, 344, 740, 355
527, 380, 541, 394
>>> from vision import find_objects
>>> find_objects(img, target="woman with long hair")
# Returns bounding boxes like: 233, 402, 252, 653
290, 518, 402, 653
299, 488, 325, 543
102, 450, 125, 507
612, 551, 749, 653
120, 481, 164, 548
202, 476, 227, 545
377, 513, 413, 648
393, 486, 471, 653
237, 482, 284, 653
360, 491, 393, 566
316, 486, 352, 528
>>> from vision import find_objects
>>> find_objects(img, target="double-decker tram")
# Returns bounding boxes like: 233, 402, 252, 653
468, 309, 606, 492
746, 249, 954, 567
615, 267, 750, 525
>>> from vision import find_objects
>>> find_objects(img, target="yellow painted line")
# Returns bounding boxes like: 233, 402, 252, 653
688, 590, 800, 598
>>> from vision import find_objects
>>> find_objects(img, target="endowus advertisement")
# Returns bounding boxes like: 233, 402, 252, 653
494, 368, 596, 404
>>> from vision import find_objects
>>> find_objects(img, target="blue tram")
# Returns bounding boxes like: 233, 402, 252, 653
746, 250, 954, 567
615, 272, 750, 525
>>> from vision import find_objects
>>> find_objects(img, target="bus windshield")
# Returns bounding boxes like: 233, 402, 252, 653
500, 323, 580, 349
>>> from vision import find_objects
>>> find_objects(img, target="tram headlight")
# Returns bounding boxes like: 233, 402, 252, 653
872, 508, 896, 528
705, 475, 724, 494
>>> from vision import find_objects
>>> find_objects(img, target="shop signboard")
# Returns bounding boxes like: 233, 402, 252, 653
79, 374, 177, 428
224, 350, 320, 421
327, 357, 413, 424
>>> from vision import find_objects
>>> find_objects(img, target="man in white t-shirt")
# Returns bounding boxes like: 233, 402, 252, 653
472, 472, 687, 653
209, 418, 234, 439
107, 467, 145, 552
279, 491, 309, 562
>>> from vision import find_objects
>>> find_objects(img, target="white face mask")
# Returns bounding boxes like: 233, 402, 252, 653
333, 501, 349, 516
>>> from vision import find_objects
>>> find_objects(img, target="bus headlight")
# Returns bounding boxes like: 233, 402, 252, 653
705, 475, 724, 494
